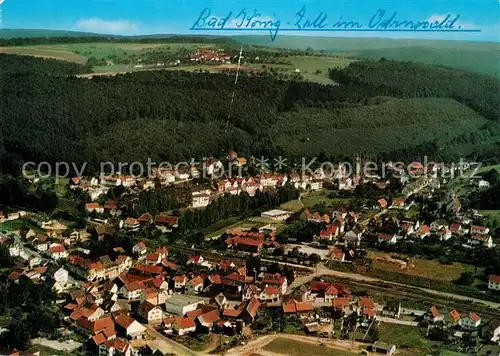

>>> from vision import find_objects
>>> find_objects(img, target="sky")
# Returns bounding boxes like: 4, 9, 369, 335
0, 0, 499, 42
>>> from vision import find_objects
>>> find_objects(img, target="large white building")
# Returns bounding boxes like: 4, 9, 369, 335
164, 295, 206, 316
261, 209, 292, 221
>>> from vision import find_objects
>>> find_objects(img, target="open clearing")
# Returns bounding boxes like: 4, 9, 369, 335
0, 45, 88, 63
368, 251, 475, 281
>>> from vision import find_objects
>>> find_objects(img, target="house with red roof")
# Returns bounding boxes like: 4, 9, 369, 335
86, 203, 104, 214
261, 273, 287, 294
448, 309, 461, 325
114, 314, 146, 340
282, 299, 314, 314
197, 309, 221, 331
468, 234, 493, 248
122, 217, 139, 231
137, 213, 153, 224
377, 198, 388, 209
132, 241, 147, 256
426, 305, 443, 323
48, 244, 68, 260
120, 282, 146, 301
416, 224, 431, 239
258, 286, 281, 303
186, 276, 205, 295
460, 313, 481, 330
488, 274, 500, 291
471, 225, 490, 235
98, 337, 135, 356
173, 275, 188, 290
332, 297, 351, 314
174, 317, 196, 336
226, 237, 263, 253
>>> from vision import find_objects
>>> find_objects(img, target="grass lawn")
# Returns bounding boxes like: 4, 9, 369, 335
0, 219, 42, 234
263, 337, 359, 356
378, 323, 441, 354
368, 251, 477, 281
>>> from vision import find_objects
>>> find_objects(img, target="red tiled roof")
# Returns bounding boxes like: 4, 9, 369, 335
135, 264, 163, 275
137, 213, 153, 223
92, 333, 107, 346
470, 313, 481, 322
173, 275, 187, 282
245, 297, 261, 319
429, 306, 440, 318
449, 309, 460, 322
325, 285, 338, 295
489, 274, 500, 283
175, 317, 196, 330
263, 287, 280, 295
162, 259, 177, 270
114, 314, 136, 329
198, 309, 220, 326
49, 245, 65, 253
472, 225, 488, 231
186, 309, 204, 318
359, 297, 375, 309
363, 308, 376, 317
333, 297, 350, 309
282, 300, 313, 313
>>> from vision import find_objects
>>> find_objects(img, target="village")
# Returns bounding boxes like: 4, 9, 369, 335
1, 154, 500, 356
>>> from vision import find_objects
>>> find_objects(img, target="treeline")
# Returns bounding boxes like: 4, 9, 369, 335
0, 35, 237, 47
0, 53, 90, 75
329, 59, 500, 121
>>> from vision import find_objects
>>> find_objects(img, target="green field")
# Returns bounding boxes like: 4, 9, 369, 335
249, 55, 353, 84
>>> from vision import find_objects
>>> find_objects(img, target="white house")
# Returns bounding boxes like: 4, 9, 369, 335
471, 225, 490, 235
439, 226, 452, 241
378, 233, 397, 244
132, 241, 147, 256
48, 244, 68, 260
114, 315, 146, 340
138, 301, 163, 325
488, 275, 500, 291
478, 180, 491, 189
460, 313, 481, 330
186, 276, 204, 295
173, 317, 196, 336
468, 234, 493, 248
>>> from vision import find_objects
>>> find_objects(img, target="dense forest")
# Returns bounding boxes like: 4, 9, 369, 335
0, 54, 499, 178
0, 35, 238, 47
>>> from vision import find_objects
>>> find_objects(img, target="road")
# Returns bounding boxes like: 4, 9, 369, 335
376, 316, 418, 326
142, 323, 201, 356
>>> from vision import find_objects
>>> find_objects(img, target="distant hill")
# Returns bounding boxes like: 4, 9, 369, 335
235, 35, 500, 77
0, 29, 105, 39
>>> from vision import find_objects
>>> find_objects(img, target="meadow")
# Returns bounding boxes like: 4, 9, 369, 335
368, 251, 477, 282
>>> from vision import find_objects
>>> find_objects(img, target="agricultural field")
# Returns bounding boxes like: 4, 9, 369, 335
0, 45, 88, 63
368, 251, 476, 282
262, 337, 360, 356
